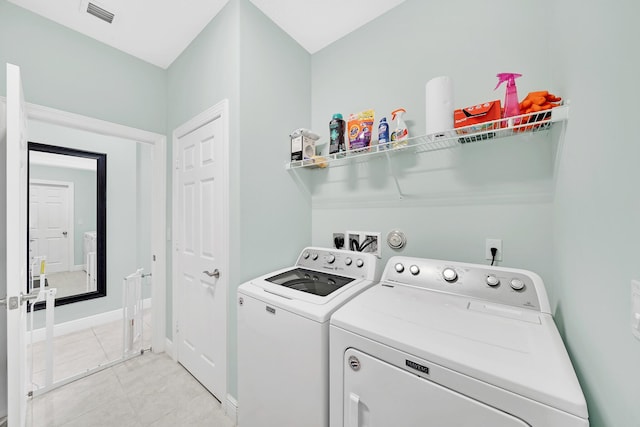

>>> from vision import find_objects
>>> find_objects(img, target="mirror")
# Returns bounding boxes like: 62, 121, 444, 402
28, 142, 107, 308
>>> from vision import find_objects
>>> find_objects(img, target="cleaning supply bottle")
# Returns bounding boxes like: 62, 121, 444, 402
377, 117, 389, 150
495, 73, 522, 120
329, 113, 346, 156
390, 108, 408, 148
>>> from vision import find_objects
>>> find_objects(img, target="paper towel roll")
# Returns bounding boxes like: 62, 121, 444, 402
425, 76, 454, 136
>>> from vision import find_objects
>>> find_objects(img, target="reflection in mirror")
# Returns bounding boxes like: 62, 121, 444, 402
28, 142, 107, 308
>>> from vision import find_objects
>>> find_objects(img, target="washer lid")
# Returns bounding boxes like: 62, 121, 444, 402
331, 284, 588, 419
265, 267, 355, 297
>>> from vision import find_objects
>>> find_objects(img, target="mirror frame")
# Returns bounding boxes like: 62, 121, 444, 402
28, 142, 107, 308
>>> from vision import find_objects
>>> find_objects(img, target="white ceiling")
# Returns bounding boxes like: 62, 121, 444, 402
8, 0, 406, 69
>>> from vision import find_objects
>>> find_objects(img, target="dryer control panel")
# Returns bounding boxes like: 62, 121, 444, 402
381, 256, 550, 313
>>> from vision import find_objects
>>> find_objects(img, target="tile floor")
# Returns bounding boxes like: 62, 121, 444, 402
25, 310, 235, 426
27, 352, 235, 427
28, 310, 152, 386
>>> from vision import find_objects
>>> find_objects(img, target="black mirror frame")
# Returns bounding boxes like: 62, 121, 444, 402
28, 142, 107, 309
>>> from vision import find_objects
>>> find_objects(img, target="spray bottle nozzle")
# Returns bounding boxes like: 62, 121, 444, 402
494, 73, 522, 90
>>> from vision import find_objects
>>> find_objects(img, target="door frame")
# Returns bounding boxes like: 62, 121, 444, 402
29, 179, 75, 273
0, 97, 168, 354
171, 100, 230, 405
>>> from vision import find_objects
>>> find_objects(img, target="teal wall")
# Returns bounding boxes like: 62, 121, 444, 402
308, 0, 640, 426
549, 1, 640, 425
3, 0, 638, 423
236, 0, 311, 399
166, 0, 311, 399
310, 0, 555, 281
167, 0, 241, 346
0, 0, 166, 134
30, 164, 97, 266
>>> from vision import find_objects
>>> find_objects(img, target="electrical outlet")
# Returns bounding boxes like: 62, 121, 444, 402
485, 238, 503, 262
346, 231, 381, 258
332, 233, 345, 249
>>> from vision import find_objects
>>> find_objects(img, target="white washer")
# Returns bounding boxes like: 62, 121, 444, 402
238, 247, 379, 427
330, 256, 589, 427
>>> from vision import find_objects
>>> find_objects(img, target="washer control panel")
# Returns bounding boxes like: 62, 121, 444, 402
297, 247, 377, 281
382, 256, 547, 312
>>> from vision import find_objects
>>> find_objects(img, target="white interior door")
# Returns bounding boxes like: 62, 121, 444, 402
4, 63, 29, 427
29, 181, 72, 273
175, 103, 228, 402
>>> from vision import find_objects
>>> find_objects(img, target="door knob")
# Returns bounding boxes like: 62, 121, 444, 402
203, 269, 220, 278
62, 231, 68, 237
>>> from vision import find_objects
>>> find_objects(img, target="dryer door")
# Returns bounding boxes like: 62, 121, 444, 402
343, 349, 529, 427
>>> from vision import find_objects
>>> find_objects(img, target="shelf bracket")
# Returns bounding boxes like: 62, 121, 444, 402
288, 166, 312, 199
384, 151, 405, 200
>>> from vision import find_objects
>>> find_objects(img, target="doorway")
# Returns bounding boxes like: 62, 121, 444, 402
29, 180, 73, 275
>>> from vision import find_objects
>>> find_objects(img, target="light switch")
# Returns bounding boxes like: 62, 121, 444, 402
631, 280, 640, 341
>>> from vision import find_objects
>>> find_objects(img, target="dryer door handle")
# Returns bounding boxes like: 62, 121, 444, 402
349, 392, 360, 427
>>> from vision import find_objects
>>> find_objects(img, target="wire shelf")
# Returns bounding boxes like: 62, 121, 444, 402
285, 106, 569, 170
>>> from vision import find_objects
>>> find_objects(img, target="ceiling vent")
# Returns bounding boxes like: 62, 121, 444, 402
86, 2, 115, 24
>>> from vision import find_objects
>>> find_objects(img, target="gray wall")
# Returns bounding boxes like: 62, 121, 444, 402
166, 0, 311, 399
30, 164, 97, 267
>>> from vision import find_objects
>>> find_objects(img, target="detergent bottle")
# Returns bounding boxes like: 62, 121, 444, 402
390, 108, 408, 148
495, 73, 522, 120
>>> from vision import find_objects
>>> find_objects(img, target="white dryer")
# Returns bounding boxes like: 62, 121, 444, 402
330, 256, 589, 426
238, 247, 378, 427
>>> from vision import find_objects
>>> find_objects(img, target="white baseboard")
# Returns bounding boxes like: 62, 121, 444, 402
30, 297, 152, 342
70, 264, 84, 272
225, 394, 238, 426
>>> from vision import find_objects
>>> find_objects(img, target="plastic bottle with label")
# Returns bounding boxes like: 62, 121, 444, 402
329, 113, 346, 156
390, 108, 408, 148
377, 117, 390, 150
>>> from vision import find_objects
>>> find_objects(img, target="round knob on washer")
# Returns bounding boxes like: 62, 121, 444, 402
326, 255, 336, 264
356, 259, 364, 268
395, 263, 405, 273
442, 268, 458, 283
409, 265, 420, 276
345, 257, 352, 266
486, 275, 500, 287
302, 251, 310, 259
510, 278, 525, 291
311, 253, 318, 260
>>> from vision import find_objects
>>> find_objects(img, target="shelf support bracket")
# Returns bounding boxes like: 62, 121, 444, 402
384, 151, 404, 200
288, 166, 312, 199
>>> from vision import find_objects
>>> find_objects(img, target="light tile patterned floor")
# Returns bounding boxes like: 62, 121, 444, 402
29, 310, 152, 386
25, 310, 234, 426
27, 352, 235, 427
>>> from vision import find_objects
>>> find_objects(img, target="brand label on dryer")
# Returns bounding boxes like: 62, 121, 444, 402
406, 359, 430, 375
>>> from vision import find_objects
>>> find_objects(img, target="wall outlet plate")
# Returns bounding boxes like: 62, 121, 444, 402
346, 231, 381, 258
332, 232, 345, 249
